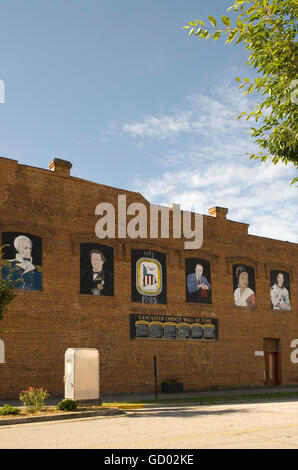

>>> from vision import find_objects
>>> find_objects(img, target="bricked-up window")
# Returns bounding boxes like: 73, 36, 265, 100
0, 340, 4, 363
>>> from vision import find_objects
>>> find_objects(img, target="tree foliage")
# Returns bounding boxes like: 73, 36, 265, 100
183, 0, 298, 183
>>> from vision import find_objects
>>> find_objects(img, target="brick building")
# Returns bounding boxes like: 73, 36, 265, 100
0, 155, 297, 399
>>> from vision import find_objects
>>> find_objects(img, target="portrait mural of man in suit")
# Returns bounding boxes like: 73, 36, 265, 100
186, 258, 212, 303
80, 243, 114, 296
1, 232, 42, 291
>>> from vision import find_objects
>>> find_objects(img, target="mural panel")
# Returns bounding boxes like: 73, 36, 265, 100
270, 270, 291, 310
185, 258, 212, 303
130, 314, 218, 341
80, 243, 114, 296
233, 264, 256, 308
131, 249, 167, 304
1, 232, 42, 291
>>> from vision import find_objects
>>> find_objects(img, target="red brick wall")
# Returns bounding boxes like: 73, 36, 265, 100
0, 156, 297, 399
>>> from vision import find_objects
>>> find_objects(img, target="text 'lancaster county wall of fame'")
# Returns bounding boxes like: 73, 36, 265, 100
131, 249, 167, 304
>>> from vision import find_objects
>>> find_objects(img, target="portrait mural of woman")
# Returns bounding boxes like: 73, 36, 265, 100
80, 243, 114, 296
270, 270, 291, 310
186, 258, 212, 304
1, 232, 42, 291
233, 265, 256, 308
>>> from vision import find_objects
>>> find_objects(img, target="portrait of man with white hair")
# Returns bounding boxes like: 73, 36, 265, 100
1, 232, 42, 290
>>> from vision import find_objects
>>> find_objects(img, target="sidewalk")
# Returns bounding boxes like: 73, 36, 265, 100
101, 385, 298, 404
0, 386, 297, 426
1, 385, 298, 408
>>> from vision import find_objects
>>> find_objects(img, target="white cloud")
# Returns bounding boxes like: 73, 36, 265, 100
121, 112, 193, 140
117, 78, 257, 143
133, 160, 298, 243
113, 76, 298, 243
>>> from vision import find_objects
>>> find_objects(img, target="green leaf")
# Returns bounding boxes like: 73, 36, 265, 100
222, 15, 231, 27
236, 18, 243, 28
208, 15, 217, 27
226, 30, 238, 43
212, 31, 221, 40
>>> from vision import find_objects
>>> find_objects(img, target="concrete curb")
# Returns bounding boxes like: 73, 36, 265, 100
0, 407, 125, 426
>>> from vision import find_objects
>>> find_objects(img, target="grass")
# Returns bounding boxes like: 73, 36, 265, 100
102, 391, 298, 408
1, 391, 297, 416
0, 405, 105, 419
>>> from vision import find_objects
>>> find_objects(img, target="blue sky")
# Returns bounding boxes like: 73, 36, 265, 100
0, 0, 297, 242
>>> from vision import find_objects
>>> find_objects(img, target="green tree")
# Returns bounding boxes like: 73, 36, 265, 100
0, 246, 16, 320
184, 0, 298, 183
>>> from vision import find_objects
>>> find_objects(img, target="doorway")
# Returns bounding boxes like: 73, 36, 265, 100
263, 339, 281, 386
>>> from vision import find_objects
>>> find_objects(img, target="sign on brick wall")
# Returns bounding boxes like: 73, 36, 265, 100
130, 314, 218, 341
131, 249, 167, 304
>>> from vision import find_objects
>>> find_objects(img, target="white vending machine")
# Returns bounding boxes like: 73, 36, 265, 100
64, 348, 100, 401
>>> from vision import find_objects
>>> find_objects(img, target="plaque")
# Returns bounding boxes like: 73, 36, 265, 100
150, 323, 163, 339
164, 324, 177, 339
204, 326, 215, 339
178, 325, 190, 339
191, 326, 203, 339
130, 314, 218, 341
136, 323, 149, 338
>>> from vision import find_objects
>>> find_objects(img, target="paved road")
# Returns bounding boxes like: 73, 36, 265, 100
0, 400, 297, 449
